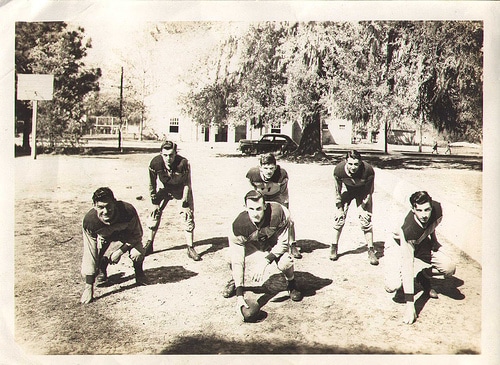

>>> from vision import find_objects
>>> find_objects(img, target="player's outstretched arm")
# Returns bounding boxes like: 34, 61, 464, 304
403, 300, 417, 324
229, 234, 246, 291
400, 230, 417, 324
148, 166, 158, 198
80, 283, 93, 304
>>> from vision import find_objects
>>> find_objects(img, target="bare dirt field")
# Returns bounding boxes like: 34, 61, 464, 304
10, 144, 483, 362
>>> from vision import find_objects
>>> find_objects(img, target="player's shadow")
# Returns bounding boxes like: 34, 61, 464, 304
373, 241, 385, 258
143, 265, 199, 285
295, 239, 329, 254
96, 271, 128, 287
431, 276, 466, 300
337, 241, 385, 259
413, 275, 465, 316
149, 237, 228, 258
195, 237, 229, 257
246, 271, 333, 307
93, 266, 198, 302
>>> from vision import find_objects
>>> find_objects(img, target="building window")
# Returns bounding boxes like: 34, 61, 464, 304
271, 122, 281, 134
169, 118, 179, 133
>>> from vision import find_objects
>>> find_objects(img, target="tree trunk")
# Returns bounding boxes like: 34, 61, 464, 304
294, 112, 324, 156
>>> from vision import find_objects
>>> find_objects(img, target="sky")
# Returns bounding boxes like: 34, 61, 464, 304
74, 20, 248, 131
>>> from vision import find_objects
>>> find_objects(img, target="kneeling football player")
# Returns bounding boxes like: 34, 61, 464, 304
223, 190, 303, 318
384, 191, 456, 324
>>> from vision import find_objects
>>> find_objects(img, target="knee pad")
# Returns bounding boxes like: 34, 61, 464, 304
361, 222, 373, 232
333, 214, 346, 230
180, 209, 195, 232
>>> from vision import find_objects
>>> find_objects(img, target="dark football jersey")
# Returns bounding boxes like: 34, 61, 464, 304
246, 166, 289, 205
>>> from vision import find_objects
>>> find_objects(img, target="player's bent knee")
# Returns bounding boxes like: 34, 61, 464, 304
384, 276, 402, 293
277, 254, 294, 271
359, 218, 373, 232
333, 218, 345, 230
442, 262, 456, 277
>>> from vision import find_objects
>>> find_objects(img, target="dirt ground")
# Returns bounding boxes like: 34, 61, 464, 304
10, 144, 483, 360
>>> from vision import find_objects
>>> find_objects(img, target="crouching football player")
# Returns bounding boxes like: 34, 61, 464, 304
384, 191, 456, 324
80, 187, 147, 304
222, 190, 303, 316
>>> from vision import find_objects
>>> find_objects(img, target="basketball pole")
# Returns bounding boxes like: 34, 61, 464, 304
31, 99, 38, 159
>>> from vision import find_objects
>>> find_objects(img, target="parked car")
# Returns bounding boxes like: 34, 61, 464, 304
238, 133, 298, 155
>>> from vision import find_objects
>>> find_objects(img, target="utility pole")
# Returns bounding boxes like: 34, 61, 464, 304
118, 67, 123, 152
384, 120, 388, 154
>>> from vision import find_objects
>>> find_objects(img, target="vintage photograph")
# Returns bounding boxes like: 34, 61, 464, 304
2, 1, 498, 364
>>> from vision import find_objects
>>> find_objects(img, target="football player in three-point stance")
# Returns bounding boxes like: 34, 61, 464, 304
80, 187, 147, 304
384, 191, 456, 324
222, 190, 303, 316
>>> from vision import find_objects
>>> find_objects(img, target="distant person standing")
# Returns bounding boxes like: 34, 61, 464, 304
145, 140, 200, 261
432, 141, 439, 154
331, 150, 378, 265
445, 141, 452, 155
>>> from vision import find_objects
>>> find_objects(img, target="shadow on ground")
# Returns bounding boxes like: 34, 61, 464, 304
94, 266, 198, 301
295, 239, 329, 254
223, 150, 482, 171
195, 236, 229, 257
150, 237, 228, 258
160, 334, 403, 354
391, 275, 466, 318
335, 241, 385, 260
144, 265, 199, 285
431, 275, 466, 300
244, 271, 333, 306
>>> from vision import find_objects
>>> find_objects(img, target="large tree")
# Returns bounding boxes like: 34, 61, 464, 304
416, 21, 483, 143
15, 22, 101, 151
179, 21, 483, 154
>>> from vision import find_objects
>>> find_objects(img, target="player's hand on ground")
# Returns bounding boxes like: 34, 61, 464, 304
110, 250, 123, 264
129, 247, 143, 262
80, 284, 94, 304
403, 302, 417, 324
236, 296, 249, 320
251, 259, 269, 283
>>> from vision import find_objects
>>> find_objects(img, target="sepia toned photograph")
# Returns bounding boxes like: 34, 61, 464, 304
2, 1, 499, 364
